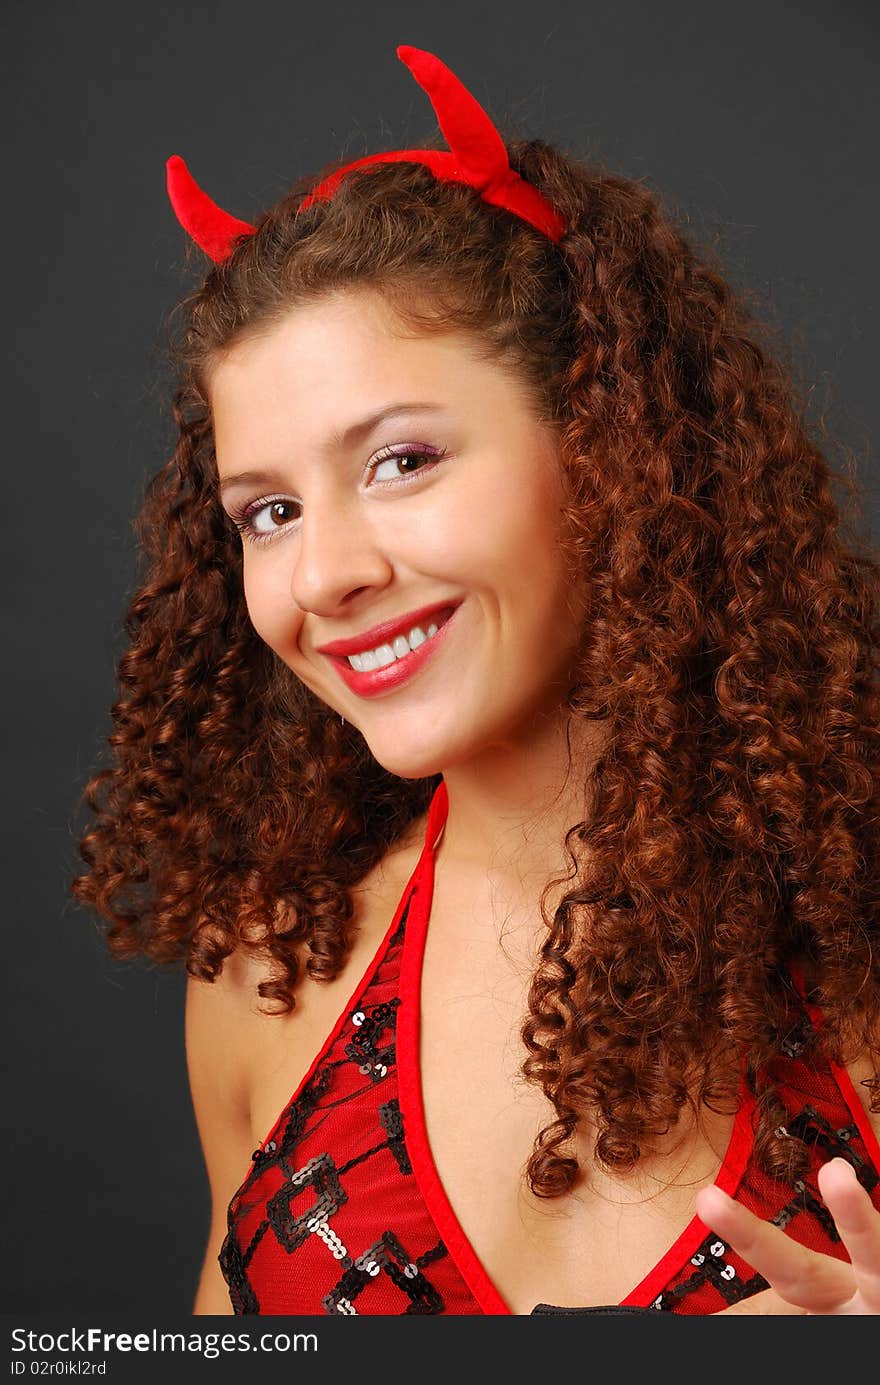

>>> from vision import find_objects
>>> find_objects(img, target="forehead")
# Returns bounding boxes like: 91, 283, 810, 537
207, 288, 533, 457
209, 289, 470, 398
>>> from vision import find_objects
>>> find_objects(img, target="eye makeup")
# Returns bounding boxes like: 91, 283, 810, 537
225, 444, 448, 545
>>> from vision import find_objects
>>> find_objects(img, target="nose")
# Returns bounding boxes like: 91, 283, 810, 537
290, 493, 392, 615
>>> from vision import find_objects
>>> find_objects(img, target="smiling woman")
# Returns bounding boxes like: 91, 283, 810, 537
207, 291, 585, 780
71, 46, 880, 1317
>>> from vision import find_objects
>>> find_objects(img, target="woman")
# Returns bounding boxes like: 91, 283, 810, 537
72, 46, 880, 1315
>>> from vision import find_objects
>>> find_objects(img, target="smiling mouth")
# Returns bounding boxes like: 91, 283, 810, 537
340, 606, 457, 671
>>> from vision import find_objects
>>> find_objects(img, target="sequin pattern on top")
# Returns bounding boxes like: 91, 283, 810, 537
218, 891, 483, 1315
628, 1010, 880, 1314
218, 778, 880, 1316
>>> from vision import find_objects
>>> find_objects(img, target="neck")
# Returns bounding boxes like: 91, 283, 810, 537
436, 709, 609, 896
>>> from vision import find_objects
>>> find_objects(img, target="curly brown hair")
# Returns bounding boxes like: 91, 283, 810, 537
72, 134, 880, 1199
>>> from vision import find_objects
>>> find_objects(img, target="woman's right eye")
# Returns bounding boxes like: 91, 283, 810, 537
229, 497, 301, 545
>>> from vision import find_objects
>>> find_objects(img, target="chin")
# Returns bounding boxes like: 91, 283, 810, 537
360, 714, 493, 781
362, 741, 447, 782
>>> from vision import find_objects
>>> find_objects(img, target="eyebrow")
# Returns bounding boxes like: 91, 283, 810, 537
217, 401, 447, 497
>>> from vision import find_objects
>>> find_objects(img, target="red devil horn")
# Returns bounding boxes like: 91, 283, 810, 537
395, 45, 510, 192
165, 154, 257, 263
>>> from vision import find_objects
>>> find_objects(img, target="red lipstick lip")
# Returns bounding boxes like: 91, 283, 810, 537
315, 599, 462, 657
326, 601, 462, 699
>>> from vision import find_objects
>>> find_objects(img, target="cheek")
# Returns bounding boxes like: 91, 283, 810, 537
412, 454, 567, 579
468, 462, 569, 594
479, 466, 580, 657
241, 558, 301, 652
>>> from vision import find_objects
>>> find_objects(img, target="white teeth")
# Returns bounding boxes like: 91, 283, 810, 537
346, 614, 449, 671
351, 649, 377, 672
372, 643, 396, 669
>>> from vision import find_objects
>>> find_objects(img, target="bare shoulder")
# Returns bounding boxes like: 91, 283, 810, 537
185, 951, 266, 1313
185, 946, 259, 1103
239, 817, 429, 1141
190, 813, 429, 1141
185, 812, 428, 1312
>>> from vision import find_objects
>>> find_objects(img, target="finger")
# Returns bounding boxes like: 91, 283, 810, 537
695, 1184, 856, 1314
816, 1157, 880, 1313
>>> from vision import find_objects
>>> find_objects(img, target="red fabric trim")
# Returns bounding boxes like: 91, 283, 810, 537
245, 832, 428, 1168
621, 1078, 757, 1308
786, 958, 814, 1018
396, 779, 512, 1315
399, 776, 762, 1315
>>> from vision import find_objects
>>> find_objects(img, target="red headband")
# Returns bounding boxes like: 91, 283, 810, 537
165, 44, 568, 263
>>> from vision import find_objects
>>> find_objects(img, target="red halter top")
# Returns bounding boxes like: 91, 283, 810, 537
219, 778, 880, 1315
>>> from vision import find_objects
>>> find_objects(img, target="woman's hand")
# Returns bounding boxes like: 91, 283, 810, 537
694, 1157, 880, 1314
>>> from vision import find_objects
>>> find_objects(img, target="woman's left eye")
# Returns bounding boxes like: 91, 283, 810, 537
369, 445, 446, 484
227, 444, 447, 548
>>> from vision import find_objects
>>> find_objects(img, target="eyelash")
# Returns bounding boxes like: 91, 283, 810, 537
226, 444, 448, 546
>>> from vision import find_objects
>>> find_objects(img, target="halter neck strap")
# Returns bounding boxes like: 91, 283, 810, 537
424, 777, 448, 854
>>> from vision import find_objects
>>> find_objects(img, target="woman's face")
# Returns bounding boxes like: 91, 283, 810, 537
210, 287, 586, 780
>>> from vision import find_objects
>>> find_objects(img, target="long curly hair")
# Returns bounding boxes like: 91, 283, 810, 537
72, 134, 880, 1197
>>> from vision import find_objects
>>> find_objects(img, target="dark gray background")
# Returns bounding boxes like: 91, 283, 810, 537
2, 0, 877, 1313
